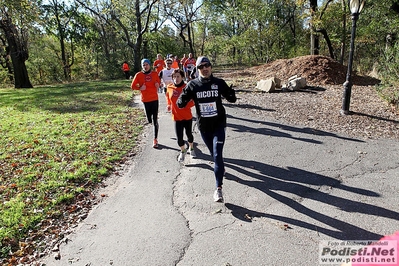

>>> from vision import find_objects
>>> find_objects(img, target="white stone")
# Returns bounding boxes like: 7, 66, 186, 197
256, 77, 281, 92
288, 77, 307, 91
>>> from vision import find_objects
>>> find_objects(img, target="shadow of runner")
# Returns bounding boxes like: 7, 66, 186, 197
224, 203, 384, 240
183, 154, 391, 240
228, 120, 324, 144
222, 158, 399, 240
226, 113, 365, 143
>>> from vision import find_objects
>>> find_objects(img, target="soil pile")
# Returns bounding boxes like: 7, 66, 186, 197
223, 55, 380, 86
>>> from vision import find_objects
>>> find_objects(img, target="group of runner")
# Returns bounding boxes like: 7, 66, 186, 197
129, 55, 236, 203
122, 53, 198, 82
153, 53, 197, 82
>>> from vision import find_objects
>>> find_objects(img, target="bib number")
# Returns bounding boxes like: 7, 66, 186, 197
199, 102, 217, 117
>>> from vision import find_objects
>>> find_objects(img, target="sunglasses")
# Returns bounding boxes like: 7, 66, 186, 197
167, 62, 172, 64
198, 63, 211, 69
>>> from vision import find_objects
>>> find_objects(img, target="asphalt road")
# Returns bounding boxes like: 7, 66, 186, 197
41, 92, 399, 266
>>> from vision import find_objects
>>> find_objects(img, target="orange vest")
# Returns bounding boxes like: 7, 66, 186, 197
165, 83, 194, 121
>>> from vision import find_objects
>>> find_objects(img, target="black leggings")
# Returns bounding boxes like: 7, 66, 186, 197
143, 100, 159, 139
175, 119, 193, 147
200, 126, 225, 188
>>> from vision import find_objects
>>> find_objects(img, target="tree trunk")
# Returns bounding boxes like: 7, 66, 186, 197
133, 0, 143, 72
310, 0, 319, 55
53, 0, 72, 81
316, 28, 335, 59
0, 16, 33, 88
2, 46, 14, 83
340, 0, 347, 64
311, 33, 319, 55
11, 53, 32, 88
59, 34, 70, 80
186, 22, 195, 55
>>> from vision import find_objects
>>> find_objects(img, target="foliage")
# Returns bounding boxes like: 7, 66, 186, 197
375, 42, 399, 108
145, 26, 188, 61
201, 0, 309, 64
1, 0, 399, 96
26, 34, 64, 84
314, 1, 345, 58
354, 1, 399, 75
0, 80, 145, 260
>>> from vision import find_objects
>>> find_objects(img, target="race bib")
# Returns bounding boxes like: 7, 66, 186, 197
199, 102, 217, 117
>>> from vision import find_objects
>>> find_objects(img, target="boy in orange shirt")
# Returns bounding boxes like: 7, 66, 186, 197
131, 58, 161, 148
165, 69, 196, 162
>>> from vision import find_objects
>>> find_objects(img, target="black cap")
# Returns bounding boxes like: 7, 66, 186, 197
196, 56, 211, 67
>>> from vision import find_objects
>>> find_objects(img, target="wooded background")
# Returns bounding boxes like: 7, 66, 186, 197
1, 0, 398, 89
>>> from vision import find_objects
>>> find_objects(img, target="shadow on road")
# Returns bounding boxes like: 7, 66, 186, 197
222, 158, 398, 241
226, 113, 365, 143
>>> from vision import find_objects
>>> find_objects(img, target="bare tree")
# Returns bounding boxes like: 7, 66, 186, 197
162, 0, 203, 55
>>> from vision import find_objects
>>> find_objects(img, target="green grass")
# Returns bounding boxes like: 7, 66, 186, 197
0, 80, 145, 260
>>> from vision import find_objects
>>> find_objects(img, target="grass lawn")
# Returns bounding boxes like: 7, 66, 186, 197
0, 80, 145, 261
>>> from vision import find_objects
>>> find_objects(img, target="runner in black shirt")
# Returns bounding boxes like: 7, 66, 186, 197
177, 56, 236, 202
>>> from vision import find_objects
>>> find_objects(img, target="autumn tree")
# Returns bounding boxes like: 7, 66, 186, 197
200, 0, 304, 64
76, 0, 159, 73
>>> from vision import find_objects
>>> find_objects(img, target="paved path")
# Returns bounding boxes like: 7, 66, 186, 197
41, 92, 399, 265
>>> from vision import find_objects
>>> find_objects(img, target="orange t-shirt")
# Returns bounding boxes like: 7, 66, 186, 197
131, 71, 160, 103
165, 83, 194, 121
153, 59, 166, 74
171, 60, 179, 69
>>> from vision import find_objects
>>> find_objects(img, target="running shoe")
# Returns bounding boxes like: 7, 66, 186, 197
153, 139, 158, 148
189, 148, 196, 158
178, 150, 186, 162
213, 188, 224, 203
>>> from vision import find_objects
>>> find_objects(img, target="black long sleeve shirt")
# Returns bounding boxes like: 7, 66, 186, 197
177, 74, 236, 133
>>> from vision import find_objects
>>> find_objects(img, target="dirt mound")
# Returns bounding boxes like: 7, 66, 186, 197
230, 55, 380, 86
